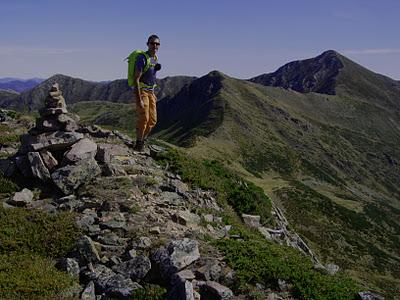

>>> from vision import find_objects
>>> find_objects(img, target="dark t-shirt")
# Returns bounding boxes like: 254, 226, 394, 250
135, 53, 158, 89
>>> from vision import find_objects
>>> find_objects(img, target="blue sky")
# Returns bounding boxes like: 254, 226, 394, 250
1, 0, 400, 81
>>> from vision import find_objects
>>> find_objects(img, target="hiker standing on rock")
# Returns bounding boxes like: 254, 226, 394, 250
127, 34, 161, 152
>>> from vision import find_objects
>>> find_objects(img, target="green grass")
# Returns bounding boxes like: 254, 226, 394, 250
0, 172, 19, 194
0, 207, 81, 299
214, 238, 359, 300
154, 147, 273, 224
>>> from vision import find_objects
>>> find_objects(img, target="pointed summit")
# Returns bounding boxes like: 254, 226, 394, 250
249, 50, 345, 95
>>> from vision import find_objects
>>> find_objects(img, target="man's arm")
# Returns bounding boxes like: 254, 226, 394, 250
134, 68, 144, 108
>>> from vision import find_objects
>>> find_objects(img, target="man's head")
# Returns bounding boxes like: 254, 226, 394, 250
147, 34, 160, 56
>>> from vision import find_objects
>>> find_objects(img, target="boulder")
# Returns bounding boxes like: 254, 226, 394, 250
358, 291, 385, 300
242, 214, 261, 228
76, 235, 100, 264
39, 149, 58, 170
62, 138, 97, 164
56, 258, 80, 278
27, 151, 51, 181
152, 238, 200, 280
51, 158, 101, 194
200, 281, 234, 300
112, 255, 152, 281
7, 188, 34, 207
81, 281, 96, 300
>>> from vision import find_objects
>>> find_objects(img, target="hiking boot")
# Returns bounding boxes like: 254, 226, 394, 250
133, 140, 144, 152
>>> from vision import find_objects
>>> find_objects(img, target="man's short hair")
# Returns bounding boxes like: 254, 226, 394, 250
147, 34, 160, 43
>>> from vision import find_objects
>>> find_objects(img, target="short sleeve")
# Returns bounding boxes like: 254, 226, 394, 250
135, 54, 146, 72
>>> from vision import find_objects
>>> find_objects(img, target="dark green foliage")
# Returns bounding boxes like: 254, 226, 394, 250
0, 253, 75, 300
131, 284, 167, 300
215, 238, 359, 300
155, 148, 272, 224
0, 207, 81, 299
0, 172, 19, 194
0, 207, 81, 258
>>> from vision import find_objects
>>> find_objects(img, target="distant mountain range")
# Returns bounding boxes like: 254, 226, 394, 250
0, 78, 44, 93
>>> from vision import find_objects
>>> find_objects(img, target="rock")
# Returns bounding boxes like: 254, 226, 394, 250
23, 131, 84, 152
105, 274, 142, 299
39, 107, 68, 116
358, 291, 385, 300
325, 263, 340, 276
149, 144, 166, 159
27, 151, 51, 181
203, 214, 214, 223
112, 255, 152, 280
242, 214, 261, 228
102, 163, 127, 176
56, 258, 80, 278
134, 236, 152, 250
63, 138, 97, 164
7, 188, 33, 207
39, 149, 58, 170
51, 158, 101, 194
258, 227, 272, 240
75, 215, 96, 231
169, 273, 195, 300
58, 114, 79, 131
195, 262, 222, 281
96, 143, 130, 164
76, 235, 101, 264
200, 281, 234, 300
35, 116, 63, 132
150, 226, 161, 234
172, 210, 201, 226
152, 238, 200, 279
99, 212, 127, 230
81, 281, 96, 300
96, 231, 126, 246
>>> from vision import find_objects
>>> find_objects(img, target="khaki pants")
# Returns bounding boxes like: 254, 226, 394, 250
135, 89, 157, 141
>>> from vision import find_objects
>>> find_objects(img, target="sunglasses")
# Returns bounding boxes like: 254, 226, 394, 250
149, 42, 160, 46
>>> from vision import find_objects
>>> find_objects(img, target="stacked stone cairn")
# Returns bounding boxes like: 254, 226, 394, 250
14, 83, 101, 194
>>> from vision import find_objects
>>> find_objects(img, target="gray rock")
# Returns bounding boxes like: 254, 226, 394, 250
23, 131, 84, 152
76, 235, 100, 264
76, 215, 96, 231
39, 149, 58, 170
195, 262, 222, 281
358, 291, 385, 300
172, 210, 201, 226
81, 281, 96, 300
56, 258, 80, 278
39, 107, 68, 116
169, 273, 195, 300
200, 281, 234, 300
203, 214, 214, 223
7, 188, 33, 207
134, 236, 152, 249
258, 227, 272, 240
152, 238, 200, 279
242, 214, 261, 228
112, 255, 152, 280
63, 138, 97, 164
28, 151, 51, 181
96, 231, 126, 246
102, 163, 127, 176
99, 212, 127, 230
105, 274, 142, 299
325, 263, 340, 276
51, 158, 101, 194
96, 143, 129, 164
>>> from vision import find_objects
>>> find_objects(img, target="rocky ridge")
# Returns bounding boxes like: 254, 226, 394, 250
0, 86, 384, 299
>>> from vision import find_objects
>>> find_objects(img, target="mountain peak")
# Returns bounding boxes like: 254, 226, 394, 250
249, 50, 345, 95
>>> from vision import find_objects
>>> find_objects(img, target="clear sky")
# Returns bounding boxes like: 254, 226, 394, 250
1, 0, 399, 81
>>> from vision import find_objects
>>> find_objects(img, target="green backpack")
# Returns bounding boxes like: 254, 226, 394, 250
126, 50, 157, 87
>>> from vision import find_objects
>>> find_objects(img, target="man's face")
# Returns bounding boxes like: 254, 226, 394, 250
147, 38, 160, 54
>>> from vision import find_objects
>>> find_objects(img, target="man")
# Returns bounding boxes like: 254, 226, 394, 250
133, 34, 161, 152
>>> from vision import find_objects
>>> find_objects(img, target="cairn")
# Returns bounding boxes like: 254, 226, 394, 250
33, 83, 78, 133
10, 83, 101, 194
